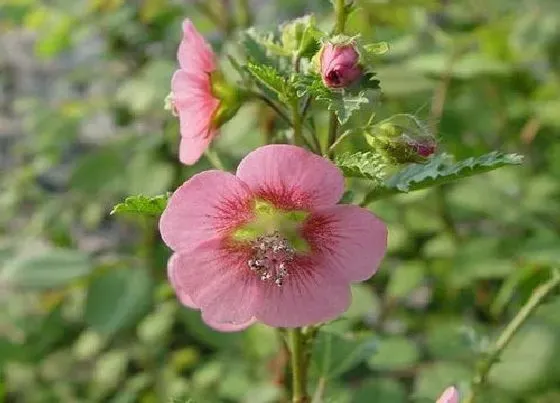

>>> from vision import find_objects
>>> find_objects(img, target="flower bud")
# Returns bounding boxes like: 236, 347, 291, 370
366, 120, 437, 164
318, 40, 362, 89
376, 133, 437, 164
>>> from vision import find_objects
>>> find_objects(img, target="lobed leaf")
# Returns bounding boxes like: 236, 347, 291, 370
335, 152, 386, 183
110, 194, 169, 216
363, 152, 523, 203
296, 74, 374, 124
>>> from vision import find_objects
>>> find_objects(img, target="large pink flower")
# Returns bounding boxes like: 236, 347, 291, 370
170, 19, 220, 165
436, 386, 459, 403
160, 145, 387, 331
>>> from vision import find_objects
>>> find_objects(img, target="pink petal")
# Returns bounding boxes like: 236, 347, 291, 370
177, 19, 215, 73
159, 171, 254, 251
303, 205, 387, 282
171, 70, 220, 144
254, 257, 351, 327
436, 386, 459, 403
201, 312, 257, 332
170, 239, 260, 325
169, 253, 256, 332
178, 129, 215, 165
178, 99, 218, 139
168, 253, 198, 309
236, 145, 345, 209
171, 70, 214, 102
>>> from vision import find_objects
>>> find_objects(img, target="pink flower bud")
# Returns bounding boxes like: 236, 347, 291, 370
436, 386, 459, 403
320, 42, 362, 89
404, 135, 437, 158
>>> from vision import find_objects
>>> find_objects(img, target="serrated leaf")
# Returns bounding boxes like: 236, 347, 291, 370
111, 194, 169, 216
296, 74, 373, 124
335, 152, 386, 182
363, 42, 389, 55
363, 152, 523, 203
244, 27, 291, 57
246, 62, 295, 102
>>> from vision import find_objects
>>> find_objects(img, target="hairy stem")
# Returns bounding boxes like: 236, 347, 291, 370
464, 269, 560, 403
289, 328, 309, 403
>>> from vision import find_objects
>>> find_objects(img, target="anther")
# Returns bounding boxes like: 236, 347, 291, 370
247, 231, 295, 287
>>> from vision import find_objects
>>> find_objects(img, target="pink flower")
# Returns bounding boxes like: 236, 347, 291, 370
160, 145, 387, 331
320, 42, 362, 88
170, 19, 220, 165
436, 386, 460, 403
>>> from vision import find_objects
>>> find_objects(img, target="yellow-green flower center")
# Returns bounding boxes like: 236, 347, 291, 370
232, 200, 311, 287
232, 199, 310, 253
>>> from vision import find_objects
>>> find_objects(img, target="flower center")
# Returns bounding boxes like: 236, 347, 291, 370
247, 231, 295, 287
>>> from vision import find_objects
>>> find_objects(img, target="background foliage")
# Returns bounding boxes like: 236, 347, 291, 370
1, 0, 560, 402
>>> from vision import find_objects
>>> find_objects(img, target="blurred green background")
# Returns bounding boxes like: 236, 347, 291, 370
1, 0, 560, 402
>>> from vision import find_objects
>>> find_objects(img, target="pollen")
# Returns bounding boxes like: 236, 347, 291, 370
247, 232, 295, 287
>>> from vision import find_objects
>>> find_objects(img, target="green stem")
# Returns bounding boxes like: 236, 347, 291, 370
252, 92, 293, 126
237, 0, 252, 28
204, 148, 226, 170
334, 0, 347, 34
292, 100, 305, 147
326, 114, 338, 157
464, 269, 560, 403
289, 328, 309, 403
326, 0, 348, 156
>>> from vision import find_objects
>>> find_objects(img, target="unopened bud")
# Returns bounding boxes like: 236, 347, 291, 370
317, 40, 362, 89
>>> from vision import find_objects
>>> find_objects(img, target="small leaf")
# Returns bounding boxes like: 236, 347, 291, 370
335, 152, 386, 183
85, 268, 153, 335
246, 62, 295, 102
111, 194, 169, 216
364, 152, 523, 202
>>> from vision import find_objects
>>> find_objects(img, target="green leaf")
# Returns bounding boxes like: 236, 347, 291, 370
85, 268, 153, 335
1, 248, 92, 289
246, 62, 296, 103
335, 151, 386, 182
364, 152, 523, 202
296, 74, 374, 124
312, 330, 377, 378
110, 194, 169, 216
352, 378, 407, 403
244, 27, 291, 57
178, 309, 242, 350
368, 336, 420, 371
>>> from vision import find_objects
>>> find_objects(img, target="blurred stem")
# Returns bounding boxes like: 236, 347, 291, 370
289, 328, 309, 403
326, 0, 348, 157
237, 0, 252, 28
194, 2, 224, 30
464, 269, 560, 403
251, 92, 293, 127
204, 148, 226, 170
